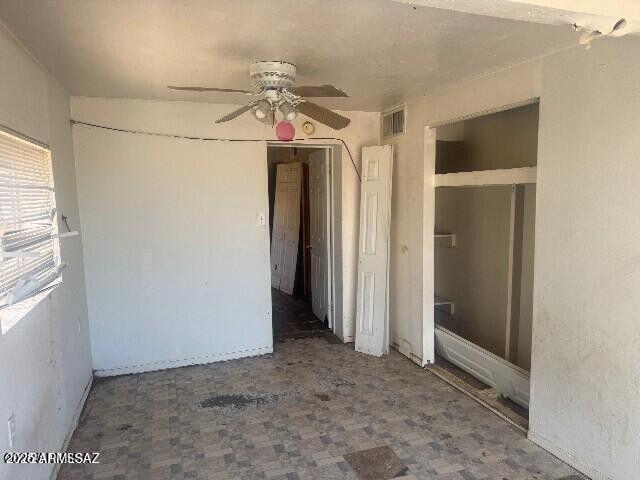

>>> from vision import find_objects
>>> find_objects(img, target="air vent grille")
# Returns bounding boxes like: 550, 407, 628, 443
382, 107, 405, 138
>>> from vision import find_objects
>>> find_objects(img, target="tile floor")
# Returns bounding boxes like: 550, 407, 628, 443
58, 336, 586, 480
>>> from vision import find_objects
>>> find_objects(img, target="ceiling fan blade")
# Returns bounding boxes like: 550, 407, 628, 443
288, 85, 348, 97
168, 85, 255, 94
297, 101, 351, 130
215, 101, 260, 123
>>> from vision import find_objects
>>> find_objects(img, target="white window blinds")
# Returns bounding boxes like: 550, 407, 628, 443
0, 128, 62, 308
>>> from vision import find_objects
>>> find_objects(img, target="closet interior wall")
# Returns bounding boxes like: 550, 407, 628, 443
434, 104, 538, 371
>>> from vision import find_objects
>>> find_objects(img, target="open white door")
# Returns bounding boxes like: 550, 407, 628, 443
309, 150, 330, 323
355, 145, 393, 357
271, 162, 302, 295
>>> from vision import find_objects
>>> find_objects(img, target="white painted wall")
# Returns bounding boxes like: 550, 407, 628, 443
73, 128, 272, 374
70, 98, 379, 364
529, 36, 640, 480
390, 35, 640, 479
0, 24, 92, 480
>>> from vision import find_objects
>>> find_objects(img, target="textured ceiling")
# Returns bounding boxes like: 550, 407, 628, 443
0, 0, 581, 110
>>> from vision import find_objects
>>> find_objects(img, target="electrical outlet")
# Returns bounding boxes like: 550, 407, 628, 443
7, 414, 16, 448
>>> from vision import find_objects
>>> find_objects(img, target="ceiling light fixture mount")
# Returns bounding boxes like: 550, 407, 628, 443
249, 61, 297, 90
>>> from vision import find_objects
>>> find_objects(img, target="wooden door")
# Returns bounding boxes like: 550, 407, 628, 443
271, 162, 302, 294
309, 150, 329, 321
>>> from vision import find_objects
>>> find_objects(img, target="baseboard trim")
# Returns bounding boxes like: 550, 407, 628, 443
50, 374, 93, 480
527, 430, 612, 480
94, 345, 274, 377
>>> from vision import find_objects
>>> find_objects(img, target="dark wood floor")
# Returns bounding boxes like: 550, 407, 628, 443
271, 288, 335, 343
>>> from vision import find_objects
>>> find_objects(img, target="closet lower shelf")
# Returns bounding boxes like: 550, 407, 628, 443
434, 325, 530, 409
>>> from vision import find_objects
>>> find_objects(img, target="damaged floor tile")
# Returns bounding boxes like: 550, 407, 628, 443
343, 445, 408, 479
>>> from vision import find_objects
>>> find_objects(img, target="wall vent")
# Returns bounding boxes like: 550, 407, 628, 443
382, 106, 406, 139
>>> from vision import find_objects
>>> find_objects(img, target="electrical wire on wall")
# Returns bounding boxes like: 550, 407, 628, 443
70, 120, 361, 181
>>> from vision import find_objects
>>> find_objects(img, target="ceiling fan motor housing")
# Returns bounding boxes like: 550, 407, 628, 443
250, 61, 296, 90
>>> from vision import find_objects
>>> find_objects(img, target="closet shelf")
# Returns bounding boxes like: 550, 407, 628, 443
435, 234, 456, 248
435, 166, 536, 187
435, 295, 455, 315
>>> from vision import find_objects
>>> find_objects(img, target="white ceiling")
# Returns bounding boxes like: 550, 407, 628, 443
0, 0, 583, 111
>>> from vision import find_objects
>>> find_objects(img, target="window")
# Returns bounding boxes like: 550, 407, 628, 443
0, 127, 63, 315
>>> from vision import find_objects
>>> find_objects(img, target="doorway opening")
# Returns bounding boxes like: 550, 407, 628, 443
267, 145, 335, 343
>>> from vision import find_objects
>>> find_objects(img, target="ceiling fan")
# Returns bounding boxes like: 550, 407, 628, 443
168, 61, 351, 131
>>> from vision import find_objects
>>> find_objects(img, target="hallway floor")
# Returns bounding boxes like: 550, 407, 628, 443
271, 288, 333, 343
58, 337, 585, 480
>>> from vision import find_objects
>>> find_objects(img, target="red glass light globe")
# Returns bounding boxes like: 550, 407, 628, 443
275, 121, 295, 141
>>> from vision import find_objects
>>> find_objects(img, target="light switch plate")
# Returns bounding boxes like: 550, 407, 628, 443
258, 212, 266, 226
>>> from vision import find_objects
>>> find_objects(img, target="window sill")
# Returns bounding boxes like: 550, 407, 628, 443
0, 282, 61, 335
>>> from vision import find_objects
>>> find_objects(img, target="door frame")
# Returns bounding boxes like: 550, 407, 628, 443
422, 127, 436, 366
423, 98, 540, 411
266, 143, 336, 331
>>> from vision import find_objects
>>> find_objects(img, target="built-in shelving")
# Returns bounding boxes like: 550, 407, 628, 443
435, 166, 536, 188
435, 233, 456, 248
434, 295, 455, 315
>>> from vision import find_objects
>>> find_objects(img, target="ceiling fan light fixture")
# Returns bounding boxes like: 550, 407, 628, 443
279, 102, 297, 122
259, 109, 275, 126
183, 60, 351, 130
253, 99, 272, 120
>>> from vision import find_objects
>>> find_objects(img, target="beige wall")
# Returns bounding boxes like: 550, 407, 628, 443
434, 186, 513, 358
385, 59, 541, 363
529, 36, 640, 480
434, 184, 535, 368
463, 103, 539, 171
433, 105, 538, 364
436, 103, 539, 173
0, 24, 92, 480
389, 35, 640, 479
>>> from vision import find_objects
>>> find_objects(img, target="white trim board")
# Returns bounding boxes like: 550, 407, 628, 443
94, 346, 273, 377
422, 127, 436, 365
435, 167, 536, 187
528, 431, 614, 480
434, 325, 530, 408
428, 97, 539, 128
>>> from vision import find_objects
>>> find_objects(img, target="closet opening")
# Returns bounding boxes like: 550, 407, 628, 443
430, 102, 538, 428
